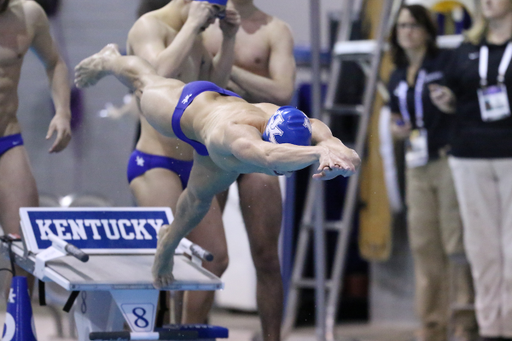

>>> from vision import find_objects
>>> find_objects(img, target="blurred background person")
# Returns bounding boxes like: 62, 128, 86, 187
430, 0, 512, 340
203, 1, 295, 339
0, 0, 71, 292
388, 4, 476, 341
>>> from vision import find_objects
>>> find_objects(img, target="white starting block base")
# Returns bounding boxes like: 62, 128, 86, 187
1, 241, 226, 340
73, 291, 125, 339
1, 207, 228, 341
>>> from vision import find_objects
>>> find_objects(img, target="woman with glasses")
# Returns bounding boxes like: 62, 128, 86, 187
388, 5, 476, 341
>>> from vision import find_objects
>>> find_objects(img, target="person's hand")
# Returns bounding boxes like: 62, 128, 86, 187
391, 118, 412, 139
187, 1, 218, 32
313, 143, 360, 180
47, 112, 72, 153
152, 256, 175, 289
429, 84, 456, 113
152, 224, 176, 289
219, 8, 240, 39
98, 94, 138, 120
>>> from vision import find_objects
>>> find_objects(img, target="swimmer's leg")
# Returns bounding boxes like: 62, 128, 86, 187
74, 44, 159, 96
183, 197, 228, 323
0, 146, 38, 298
238, 173, 283, 341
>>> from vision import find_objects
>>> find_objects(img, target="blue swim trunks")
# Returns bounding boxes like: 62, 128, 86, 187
172, 81, 241, 156
127, 150, 194, 189
0, 134, 23, 157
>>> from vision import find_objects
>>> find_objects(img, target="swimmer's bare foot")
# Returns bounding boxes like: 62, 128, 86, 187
152, 225, 176, 289
74, 44, 121, 88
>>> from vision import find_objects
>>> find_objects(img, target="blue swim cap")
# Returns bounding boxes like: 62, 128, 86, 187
195, 0, 228, 6
262, 106, 312, 146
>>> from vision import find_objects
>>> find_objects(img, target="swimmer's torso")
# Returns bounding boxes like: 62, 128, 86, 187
0, 0, 36, 137
127, 9, 214, 160
139, 80, 275, 174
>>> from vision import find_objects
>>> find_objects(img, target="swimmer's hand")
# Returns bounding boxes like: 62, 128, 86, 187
99, 95, 139, 120
152, 258, 175, 289
219, 8, 240, 38
152, 225, 176, 289
47, 112, 72, 153
313, 143, 360, 180
187, 1, 219, 32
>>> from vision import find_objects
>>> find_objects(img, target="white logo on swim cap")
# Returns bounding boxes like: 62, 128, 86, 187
303, 117, 312, 133
265, 113, 285, 144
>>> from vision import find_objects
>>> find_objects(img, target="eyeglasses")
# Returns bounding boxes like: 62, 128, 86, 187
397, 22, 422, 30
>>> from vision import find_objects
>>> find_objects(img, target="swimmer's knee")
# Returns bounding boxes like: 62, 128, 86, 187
204, 253, 229, 277
252, 249, 280, 274
217, 253, 229, 275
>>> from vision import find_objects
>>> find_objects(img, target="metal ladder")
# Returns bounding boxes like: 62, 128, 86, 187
282, 1, 400, 340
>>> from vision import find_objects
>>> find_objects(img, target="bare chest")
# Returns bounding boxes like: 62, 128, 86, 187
233, 31, 270, 76
0, 19, 32, 67
206, 27, 270, 76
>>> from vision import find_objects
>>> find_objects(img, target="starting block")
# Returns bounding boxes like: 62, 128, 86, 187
0, 207, 228, 341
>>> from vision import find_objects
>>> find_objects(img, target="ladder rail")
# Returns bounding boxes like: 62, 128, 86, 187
313, 181, 327, 340
282, 173, 317, 336
324, 0, 357, 113
309, 1, 326, 339
282, 0, 402, 339
325, 1, 401, 339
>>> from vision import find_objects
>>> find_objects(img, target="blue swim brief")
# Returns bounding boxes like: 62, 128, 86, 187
172, 81, 241, 156
127, 150, 194, 189
0, 134, 23, 157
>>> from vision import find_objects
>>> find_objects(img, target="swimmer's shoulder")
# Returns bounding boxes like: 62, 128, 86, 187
22, 0, 49, 27
128, 12, 178, 45
265, 15, 293, 39
252, 102, 279, 117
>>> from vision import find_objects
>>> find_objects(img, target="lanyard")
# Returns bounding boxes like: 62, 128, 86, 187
479, 42, 512, 86
397, 69, 426, 128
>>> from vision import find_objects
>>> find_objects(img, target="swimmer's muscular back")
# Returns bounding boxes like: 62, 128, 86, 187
0, 1, 48, 134
126, 8, 214, 159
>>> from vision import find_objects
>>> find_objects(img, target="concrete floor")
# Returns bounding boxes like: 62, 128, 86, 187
0, 302, 417, 341
209, 308, 417, 341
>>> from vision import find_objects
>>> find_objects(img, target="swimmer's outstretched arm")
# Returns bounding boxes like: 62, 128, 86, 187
74, 44, 161, 95
231, 137, 323, 173
226, 122, 360, 180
